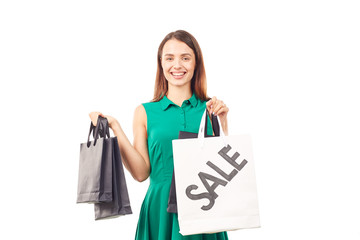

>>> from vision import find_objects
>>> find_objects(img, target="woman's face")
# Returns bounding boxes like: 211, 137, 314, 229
161, 39, 196, 89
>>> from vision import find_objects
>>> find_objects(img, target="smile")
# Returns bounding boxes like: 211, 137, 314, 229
171, 72, 186, 76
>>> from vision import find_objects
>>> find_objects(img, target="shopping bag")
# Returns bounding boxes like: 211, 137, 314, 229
77, 117, 113, 203
77, 116, 132, 220
172, 110, 260, 235
167, 111, 219, 213
94, 130, 133, 220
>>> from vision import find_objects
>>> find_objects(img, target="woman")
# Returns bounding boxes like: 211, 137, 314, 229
90, 30, 230, 239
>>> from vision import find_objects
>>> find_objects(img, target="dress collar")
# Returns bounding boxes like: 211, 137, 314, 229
160, 93, 199, 110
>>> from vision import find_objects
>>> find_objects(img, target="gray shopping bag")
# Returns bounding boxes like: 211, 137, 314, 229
77, 117, 113, 203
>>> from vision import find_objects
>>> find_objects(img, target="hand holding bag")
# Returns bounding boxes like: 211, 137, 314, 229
172, 110, 261, 235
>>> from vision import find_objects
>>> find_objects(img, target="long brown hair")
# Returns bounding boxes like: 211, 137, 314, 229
152, 30, 209, 102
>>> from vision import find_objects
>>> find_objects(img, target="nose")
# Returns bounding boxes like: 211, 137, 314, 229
174, 58, 182, 69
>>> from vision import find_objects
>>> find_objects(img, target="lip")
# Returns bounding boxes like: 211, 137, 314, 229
171, 71, 186, 79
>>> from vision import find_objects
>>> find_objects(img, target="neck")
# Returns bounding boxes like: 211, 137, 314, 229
166, 85, 192, 106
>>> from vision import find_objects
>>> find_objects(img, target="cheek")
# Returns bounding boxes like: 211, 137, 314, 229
161, 62, 170, 72
186, 62, 196, 73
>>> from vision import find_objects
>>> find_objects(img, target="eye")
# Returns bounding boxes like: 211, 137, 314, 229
166, 57, 173, 61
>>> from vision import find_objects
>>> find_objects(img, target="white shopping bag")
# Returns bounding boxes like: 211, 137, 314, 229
172, 110, 260, 235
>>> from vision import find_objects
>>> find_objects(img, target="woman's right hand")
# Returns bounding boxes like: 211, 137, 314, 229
89, 112, 118, 130
89, 107, 150, 182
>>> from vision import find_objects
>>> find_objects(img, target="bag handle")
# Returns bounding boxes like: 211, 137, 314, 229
93, 116, 110, 139
210, 111, 220, 137
86, 116, 110, 147
198, 109, 227, 147
203, 109, 220, 137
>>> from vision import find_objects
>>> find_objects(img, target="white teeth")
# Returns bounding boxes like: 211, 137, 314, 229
172, 72, 185, 76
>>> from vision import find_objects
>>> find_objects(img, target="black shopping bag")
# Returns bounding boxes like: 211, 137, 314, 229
92, 117, 132, 220
167, 110, 219, 213
77, 117, 113, 203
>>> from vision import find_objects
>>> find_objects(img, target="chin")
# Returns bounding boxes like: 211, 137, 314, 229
169, 79, 191, 87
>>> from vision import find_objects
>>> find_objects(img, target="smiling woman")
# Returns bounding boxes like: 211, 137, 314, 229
89, 30, 229, 239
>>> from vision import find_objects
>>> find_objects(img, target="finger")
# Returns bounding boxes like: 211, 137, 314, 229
216, 106, 229, 117
207, 97, 217, 114
90, 117, 97, 126
206, 98, 214, 107
212, 101, 225, 116
210, 96, 217, 108
89, 111, 101, 116
89, 112, 103, 126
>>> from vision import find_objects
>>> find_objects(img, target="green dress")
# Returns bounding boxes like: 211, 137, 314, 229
135, 94, 229, 240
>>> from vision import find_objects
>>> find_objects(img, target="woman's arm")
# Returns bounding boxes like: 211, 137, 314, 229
89, 105, 150, 182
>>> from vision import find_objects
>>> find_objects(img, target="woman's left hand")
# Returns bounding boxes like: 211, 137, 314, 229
206, 96, 229, 135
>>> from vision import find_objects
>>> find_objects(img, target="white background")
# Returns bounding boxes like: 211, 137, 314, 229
1, 0, 359, 239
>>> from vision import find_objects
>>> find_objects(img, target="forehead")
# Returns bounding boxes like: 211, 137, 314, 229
162, 39, 194, 56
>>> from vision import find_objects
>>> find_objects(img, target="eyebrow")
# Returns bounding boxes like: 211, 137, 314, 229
163, 53, 192, 57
